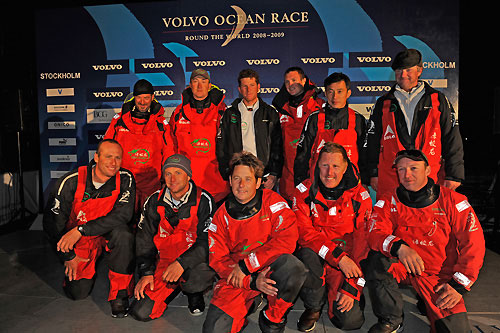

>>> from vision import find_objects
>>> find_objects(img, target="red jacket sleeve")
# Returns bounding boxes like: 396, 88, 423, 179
449, 196, 485, 290
104, 113, 120, 139
207, 209, 235, 279
367, 196, 401, 257
339, 187, 372, 300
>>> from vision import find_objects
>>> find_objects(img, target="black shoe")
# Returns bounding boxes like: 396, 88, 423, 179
187, 292, 205, 316
297, 309, 321, 332
259, 309, 287, 333
368, 320, 403, 333
110, 297, 129, 318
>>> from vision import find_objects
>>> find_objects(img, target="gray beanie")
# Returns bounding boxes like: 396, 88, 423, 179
162, 154, 192, 177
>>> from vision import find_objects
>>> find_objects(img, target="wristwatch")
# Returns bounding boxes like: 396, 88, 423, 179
77, 225, 86, 236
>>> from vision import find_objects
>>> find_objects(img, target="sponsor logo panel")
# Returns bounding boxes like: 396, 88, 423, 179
46, 88, 74, 97
50, 170, 70, 179
88, 130, 106, 145
86, 108, 121, 124
48, 138, 77, 146
47, 104, 75, 113
48, 121, 76, 129
50, 154, 78, 163
349, 53, 393, 67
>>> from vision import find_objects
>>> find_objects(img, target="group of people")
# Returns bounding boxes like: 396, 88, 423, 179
43, 48, 485, 333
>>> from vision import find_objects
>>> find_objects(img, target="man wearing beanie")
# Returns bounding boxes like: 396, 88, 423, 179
130, 153, 216, 321
170, 69, 229, 204
366, 48, 464, 198
104, 79, 174, 213
362, 149, 484, 332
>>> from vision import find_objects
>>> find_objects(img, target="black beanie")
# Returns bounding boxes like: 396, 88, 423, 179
133, 79, 154, 96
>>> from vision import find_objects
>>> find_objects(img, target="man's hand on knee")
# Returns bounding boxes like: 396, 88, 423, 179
135, 275, 154, 300
435, 283, 462, 309
64, 255, 89, 281
162, 261, 184, 283
336, 292, 355, 313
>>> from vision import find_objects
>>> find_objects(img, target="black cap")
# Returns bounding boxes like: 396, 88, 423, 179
133, 79, 154, 96
391, 49, 423, 70
393, 149, 429, 166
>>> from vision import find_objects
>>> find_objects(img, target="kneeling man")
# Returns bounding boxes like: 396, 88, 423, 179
43, 139, 136, 317
293, 142, 372, 331
363, 149, 485, 333
130, 154, 216, 321
203, 152, 307, 333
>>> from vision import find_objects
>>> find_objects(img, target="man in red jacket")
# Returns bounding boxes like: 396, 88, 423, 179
367, 49, 464, 198
129, 154, 216, 321
170, 69, 229, 203
362, 149, 485, 333
203, 152, 307, 333
293, 142, 372, 331
43, 139, 135, 318
104, 79, 174, 212
272, 67, 323, 203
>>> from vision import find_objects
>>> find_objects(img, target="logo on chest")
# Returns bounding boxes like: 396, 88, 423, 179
128, 148, 151, 165
191, 138, 211, 154
383, 125, 395, 140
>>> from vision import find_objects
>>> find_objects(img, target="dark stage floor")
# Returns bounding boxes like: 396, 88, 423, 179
1, 218, 499, 332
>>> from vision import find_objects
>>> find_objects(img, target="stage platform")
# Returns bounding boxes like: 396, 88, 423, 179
1, 217, 499, 332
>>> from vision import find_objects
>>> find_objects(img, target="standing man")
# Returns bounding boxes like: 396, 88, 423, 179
170, 69, 229, 203
366, 49, 464, 197
43, 139, 135, 318
294, 72, 368, 186
272, 66, 323, 203
203, 152, 307, 333
104, 79, 173, 211
217, 69, 283, 189
362, 149, 485, 332
293, 142, 372, 331
129, 154, 216, 321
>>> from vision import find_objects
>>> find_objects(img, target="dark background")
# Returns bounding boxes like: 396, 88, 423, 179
0, 1, 497, 228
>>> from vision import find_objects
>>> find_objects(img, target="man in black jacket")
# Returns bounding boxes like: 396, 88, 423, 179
129, 154, 216, 321
43, 139, 136, 318
294, 72, 368, 186
217, 69, 283, 190
366, 49, 464, 198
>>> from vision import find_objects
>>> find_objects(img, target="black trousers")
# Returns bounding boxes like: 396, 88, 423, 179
63, 224, 134, 301
296, 247, 365, 330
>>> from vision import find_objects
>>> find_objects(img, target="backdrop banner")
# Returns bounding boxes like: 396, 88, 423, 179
36, 0, 458, 200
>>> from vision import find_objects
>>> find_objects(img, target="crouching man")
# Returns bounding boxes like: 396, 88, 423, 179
129, 154, 216, 321
293, 142, 372, 331
43, 139, 135, 317
203, 152, 307, 333
362, 149, 485, 333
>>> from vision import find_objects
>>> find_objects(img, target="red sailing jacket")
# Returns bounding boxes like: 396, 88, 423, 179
377, 93, 442, 196
67, 166, 120, 280
276, 88, 323, 201
153, 188, 202, 269
368, 186, 485, 291
208, 189, 298, 280
104, 99, 173, 208
308, 108, 359, 181
293, 176, 372, 300
170, 86, 229, 202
